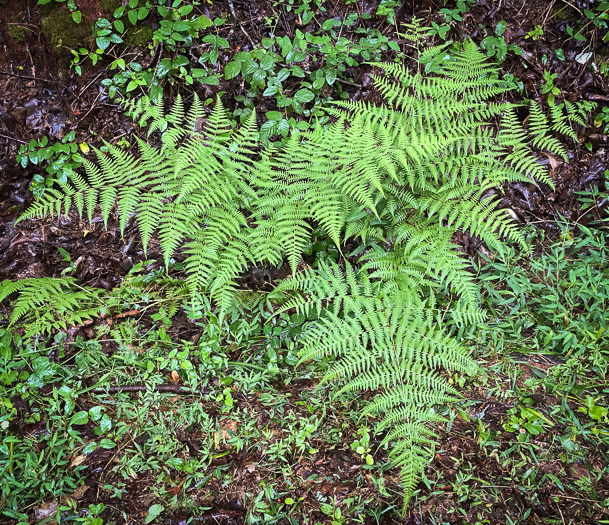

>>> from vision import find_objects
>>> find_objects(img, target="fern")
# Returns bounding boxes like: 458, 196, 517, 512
399, 16, 431, 52
0, 267, 191, 340
0, 278, 107, 338
16, 42, 567, 310
550, 100, 596, 141
5, 40, 584, 509
274, 261, 479, 506
527, 101, 568, 158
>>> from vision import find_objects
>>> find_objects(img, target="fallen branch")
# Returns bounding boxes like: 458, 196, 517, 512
92, 384, 209, 395
0, 70, 72, 91
227, 0, 255, 48
0, 133, 27, 145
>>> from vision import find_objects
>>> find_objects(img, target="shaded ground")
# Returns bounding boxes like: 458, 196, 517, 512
1, 0, 609, 523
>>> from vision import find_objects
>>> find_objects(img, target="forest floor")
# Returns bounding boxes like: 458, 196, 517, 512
1, 0, 609, 524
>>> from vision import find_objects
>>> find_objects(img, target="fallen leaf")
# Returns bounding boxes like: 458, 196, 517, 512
220, 419, 238, 440
34, 502, 57, 523
546, 154, 561, 170
70, 455, 87, 467
60, 483, 89, 504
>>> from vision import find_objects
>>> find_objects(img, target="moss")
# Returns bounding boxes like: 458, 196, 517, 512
99, 0, 124, 15
7, 12, 27, 42
553, 7, 569, 20
7, 25, 26, 43
40, 0, 152, 71
123, 25, 154, 47
41, 5, 93, 53
102, 0, 153, 48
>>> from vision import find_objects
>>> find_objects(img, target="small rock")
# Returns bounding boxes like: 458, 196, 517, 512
25, 98, 42, 128
119, 256, 133, 271
34, 502, 58, 524
0, 104, 15, 130
49, 113, 67, 138
9, 106, 26, 126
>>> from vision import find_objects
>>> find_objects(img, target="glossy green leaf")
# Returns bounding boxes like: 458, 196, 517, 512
293, 88, 314, 103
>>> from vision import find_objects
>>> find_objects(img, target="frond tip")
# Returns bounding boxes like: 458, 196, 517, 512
275, 261, 479, 508
0, 277, 106, 337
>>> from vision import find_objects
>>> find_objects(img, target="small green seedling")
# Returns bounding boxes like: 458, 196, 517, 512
350, 427, 374, 465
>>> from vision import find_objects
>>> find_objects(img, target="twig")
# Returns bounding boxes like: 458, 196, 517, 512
227, 0, 255, 48
587, 93, 609, 102
0, 133, 27, 144
551, 494, 605, 503
352, 0, 366, 30
92, 385, 208, 395
541, 0, 557, 27
0, 70, 72, 92
77, 71, 105, 98
557, 505, 566, 525
146, 43, 163, 95
336, 78, 364, 88
101, 431, 137, 478
77, 89, 103, 124
558, 0, 583, 16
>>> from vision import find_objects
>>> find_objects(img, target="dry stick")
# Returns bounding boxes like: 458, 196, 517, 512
92, 385, 209, 395
588, 93, 609, 102
558, 0, 584, 16
77, 89, 103, 125
352, 0, 365, 30
0, 133, 27, 144
541, 0, 557, 27
336, 78, 364, 88
146, 43, 164, 95
77, 71, 105, 99
551, 494, 604, 503
99, 431, 138, 493
226, 0, 255, 48
557, 505, 566, 525
0, 70, 72, 92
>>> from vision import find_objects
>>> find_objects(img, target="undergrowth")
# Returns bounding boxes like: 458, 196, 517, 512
1, 39, 605, 523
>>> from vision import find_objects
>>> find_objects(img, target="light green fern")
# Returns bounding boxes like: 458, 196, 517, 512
0, 278, 106, 338
6, 40, 586, 510
15, 42, 571, 310
274, 261, 479, 506
0, 267, 190, 339
550, 100, 596, 140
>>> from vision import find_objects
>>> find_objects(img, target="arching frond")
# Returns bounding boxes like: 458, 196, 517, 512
10, 41, 574, 510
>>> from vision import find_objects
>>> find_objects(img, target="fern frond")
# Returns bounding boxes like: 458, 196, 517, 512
279, 261, 478, 507
527, 101, 567, 159
14, 42, 578, 510
0, 277, 107, 337
183, 93, 205, 134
